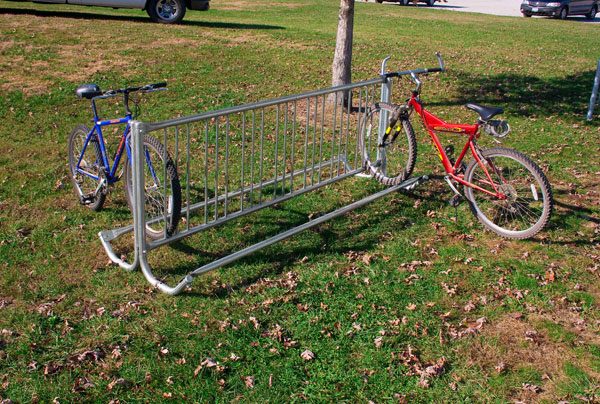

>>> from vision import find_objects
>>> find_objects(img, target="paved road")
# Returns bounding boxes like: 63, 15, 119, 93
372, 0, 600, 23
431, 0, 600, 22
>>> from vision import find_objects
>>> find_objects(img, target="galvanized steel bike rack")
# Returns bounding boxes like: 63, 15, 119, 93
99, 58, 428, 295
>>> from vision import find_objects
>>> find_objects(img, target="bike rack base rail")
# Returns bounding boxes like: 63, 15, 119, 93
100, 58, 430, 295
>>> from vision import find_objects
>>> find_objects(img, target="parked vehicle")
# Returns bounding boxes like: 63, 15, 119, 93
375, 0, 437, 6
11, 0, 209, 23
521, 0, 598, 19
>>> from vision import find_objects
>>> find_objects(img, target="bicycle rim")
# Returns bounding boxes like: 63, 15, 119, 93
465, 149, 551, 238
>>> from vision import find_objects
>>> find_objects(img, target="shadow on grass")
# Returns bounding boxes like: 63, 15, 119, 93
0, 7, 285, 29
428, 70, 596, 120
151, 187, 420, 298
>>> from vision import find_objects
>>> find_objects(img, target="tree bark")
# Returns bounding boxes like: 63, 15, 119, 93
329, 0, 354, 105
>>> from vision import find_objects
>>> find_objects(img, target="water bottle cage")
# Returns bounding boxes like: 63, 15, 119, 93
483, 120, 510, 138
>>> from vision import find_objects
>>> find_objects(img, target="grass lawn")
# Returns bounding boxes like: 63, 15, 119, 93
0, 0, 599, 401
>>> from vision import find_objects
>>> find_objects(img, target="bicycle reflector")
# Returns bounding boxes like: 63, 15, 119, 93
483, 120, 510, 138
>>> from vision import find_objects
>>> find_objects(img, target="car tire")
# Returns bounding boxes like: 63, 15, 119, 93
424, 0, 435, 5
147, 0, 186, 23
375, 0, 384, 3
400, 0, 409, 5
558, 7, 568, 20
522, 12, 532, 17
586, 5, 597, 19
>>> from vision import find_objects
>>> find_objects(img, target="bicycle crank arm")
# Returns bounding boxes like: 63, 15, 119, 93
444, 175, 462, 196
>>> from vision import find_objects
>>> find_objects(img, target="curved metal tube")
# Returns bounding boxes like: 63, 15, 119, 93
98, 231, 138, 272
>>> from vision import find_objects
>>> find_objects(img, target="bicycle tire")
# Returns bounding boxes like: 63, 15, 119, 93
68, 125, 106, 211
123, 134, 182, 240
359, 103, 417, 186
464, 147, 553, 239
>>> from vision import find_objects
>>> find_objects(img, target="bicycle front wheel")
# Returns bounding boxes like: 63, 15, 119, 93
464, 147, 553, 239
68, 125, 106, 211
360, 103, 417, 186
124, 134, 182, 240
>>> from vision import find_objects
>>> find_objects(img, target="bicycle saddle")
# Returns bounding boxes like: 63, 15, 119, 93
76, 84, 102, 99
465, 103, 503, 121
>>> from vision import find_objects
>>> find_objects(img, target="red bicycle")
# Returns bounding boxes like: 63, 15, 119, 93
360, 54, 553, 239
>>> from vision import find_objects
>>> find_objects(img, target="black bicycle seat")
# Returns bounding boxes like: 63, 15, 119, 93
76, 84, 102, 99
465, 103, 503, 121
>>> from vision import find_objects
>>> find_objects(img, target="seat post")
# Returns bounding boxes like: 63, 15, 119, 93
91, 99, 100, 122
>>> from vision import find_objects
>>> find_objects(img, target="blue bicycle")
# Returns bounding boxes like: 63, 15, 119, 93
68, 82, 181, 239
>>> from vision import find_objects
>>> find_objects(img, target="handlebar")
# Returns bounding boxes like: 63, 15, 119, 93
98, 82, 167, 98
383, 52, 445, 79
90, 81, 167, 118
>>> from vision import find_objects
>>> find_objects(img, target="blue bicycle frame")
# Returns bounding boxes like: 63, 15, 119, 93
75, 91, 160, 188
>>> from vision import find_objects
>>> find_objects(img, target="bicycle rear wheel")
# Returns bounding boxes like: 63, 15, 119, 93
464, 147, 553, 239
124, 134, 182, 240
360, 103, 417, 185
68, 125, 106, 211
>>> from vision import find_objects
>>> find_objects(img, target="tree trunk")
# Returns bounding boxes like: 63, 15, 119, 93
329, 0, 354, 105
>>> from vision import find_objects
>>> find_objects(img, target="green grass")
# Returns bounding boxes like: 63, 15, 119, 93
1, 0, 599, 401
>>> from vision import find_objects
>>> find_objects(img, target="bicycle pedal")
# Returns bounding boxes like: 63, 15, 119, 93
80, 195, 94, 205
448, 194, 463, 207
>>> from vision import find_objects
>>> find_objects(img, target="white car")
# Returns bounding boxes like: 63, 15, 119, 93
20, 0, 209, 23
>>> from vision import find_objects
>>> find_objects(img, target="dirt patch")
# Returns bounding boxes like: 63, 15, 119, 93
0, 40, 15, 53
462, 314, 600, 402
0, 55, 53, 95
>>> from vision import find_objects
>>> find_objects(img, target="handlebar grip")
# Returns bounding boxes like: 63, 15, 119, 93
152, 82, 167, 89
427, 67, 443, 73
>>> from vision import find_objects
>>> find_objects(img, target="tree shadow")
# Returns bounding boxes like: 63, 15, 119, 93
148, 187, 420, 298
0, 7, 284, 29
427, 70, 596, 121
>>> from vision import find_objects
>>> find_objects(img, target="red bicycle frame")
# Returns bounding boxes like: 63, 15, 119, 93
408, 95, 506, 199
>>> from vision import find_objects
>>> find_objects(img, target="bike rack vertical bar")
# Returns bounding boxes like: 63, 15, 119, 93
185, 124, 191, 231
378, 56, 392, 174
131, 120, 146, 272
318, 95, 325, 182
224, 115, 230, 217
281, 103, 288, 194
290, 100, 297, 191
274, 105, 280, 199
330, 92, 338, 180
587, 58, 600, 121
214, 121, 219, 221
240, 113, 246, 212
303, 98, 310, 189
203, 122, 209, 224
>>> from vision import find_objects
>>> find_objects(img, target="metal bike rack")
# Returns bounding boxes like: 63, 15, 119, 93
99, 58, 429, 295
587, 58, 600, 121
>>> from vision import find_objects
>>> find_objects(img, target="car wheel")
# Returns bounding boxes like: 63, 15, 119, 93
522, 12, 532, 17
400, 0, 409, 5
424, 0, 435, 5
586, 5, 597, 19
375, 0, 383, 3
147, 0, 186, 23
558, 7, 568, 20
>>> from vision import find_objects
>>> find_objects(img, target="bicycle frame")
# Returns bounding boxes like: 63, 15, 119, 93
75, 93, 134, 188
407, 95, 506, 199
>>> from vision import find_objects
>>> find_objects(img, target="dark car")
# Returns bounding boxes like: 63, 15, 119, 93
521, 0, 598, 19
